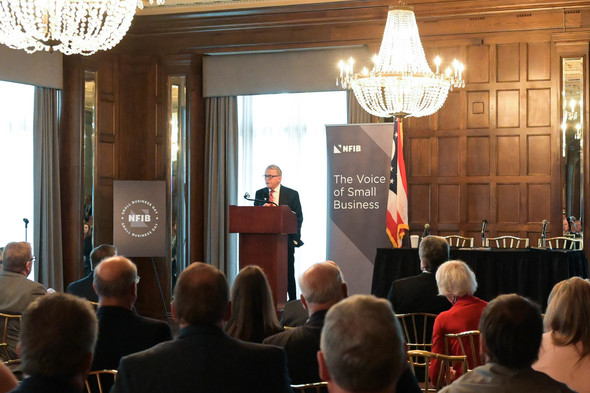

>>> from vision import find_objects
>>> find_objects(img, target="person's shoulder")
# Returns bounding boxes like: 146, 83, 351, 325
263, 326, 298, 346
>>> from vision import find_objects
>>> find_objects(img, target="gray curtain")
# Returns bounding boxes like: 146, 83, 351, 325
33, 87, 63, 291
204, 97, 238, 282
347, 91, 375, 124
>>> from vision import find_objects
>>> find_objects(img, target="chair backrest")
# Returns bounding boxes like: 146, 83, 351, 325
485, 236, 529, 248
539, 237, 582, 250
407, 350, 467, 393
0, 313, 21, 366
444, 330, 482, 372
291, 382, 328, 393
85, 370, 118, 393
396, 313, 438, 351
443, 235, 474, 248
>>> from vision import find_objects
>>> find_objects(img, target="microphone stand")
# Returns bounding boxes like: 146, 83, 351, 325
23, 218, 29, 242
243, 193, 278, 206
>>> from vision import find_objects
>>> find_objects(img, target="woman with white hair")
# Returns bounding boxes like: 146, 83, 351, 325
429, 260, 487, 384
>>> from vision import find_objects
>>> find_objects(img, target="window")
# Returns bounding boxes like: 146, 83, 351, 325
237, 91, 347, 288
0, 81, 35, 250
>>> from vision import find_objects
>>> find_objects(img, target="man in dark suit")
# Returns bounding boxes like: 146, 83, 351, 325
387, 235, 451, 315
254, 164, 303, 300
66, 244, 117, 302
111, 262, 292, 393
12, 293, 98, 393
91, 256, 172, 376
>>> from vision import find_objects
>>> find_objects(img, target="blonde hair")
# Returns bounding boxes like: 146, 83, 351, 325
225, 265, 281, 342
545, 277, 590, 361
435, 260, 477, 298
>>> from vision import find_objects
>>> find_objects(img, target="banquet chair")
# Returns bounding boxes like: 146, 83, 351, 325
407, 350, 467, 393
539, 237, 582, 250
0, 313, 21, 366
443, 235, 474, 248
85, 370, 118, 393
444, 330, 482, 372
485, 236, 529, 248
291, 382, 328, 393
396, 313, 438, 351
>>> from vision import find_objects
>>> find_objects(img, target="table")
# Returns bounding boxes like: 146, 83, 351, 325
371, 248, 589, 311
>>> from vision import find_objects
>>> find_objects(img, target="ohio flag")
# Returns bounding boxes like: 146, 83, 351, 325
386, 118, 409, 247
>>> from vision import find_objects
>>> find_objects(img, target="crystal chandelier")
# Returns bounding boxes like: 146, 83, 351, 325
0, 0, 164, 56
338, 3, 464, 118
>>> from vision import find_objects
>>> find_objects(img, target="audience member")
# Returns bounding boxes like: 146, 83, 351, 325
387, 235, 451, 315
225, 265, 282, 343
111, 262, 292, 393
0, 363, 17, 393
264, 261, 347, 384
11, 293, 98, 393
440, 294, 574, 393
0, 242, 46, 367
83, 223, 93, 276
91, 256, 172, 373
318, 294, 406, 393
66, 244, 117, 302
430, 260, 487, 383
533, 277, 590, 393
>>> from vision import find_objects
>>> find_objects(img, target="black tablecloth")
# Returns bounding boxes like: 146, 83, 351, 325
371, 248, 589, 311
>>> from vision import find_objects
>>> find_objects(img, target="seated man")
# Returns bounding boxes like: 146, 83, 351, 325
439, 294, 575, 393
91, 256, 172, 372
318, 294, 406, 393
111, 262, 292, 393
0, 242, 46, 366
11, 293, 98, 393
67, 244, 117, 302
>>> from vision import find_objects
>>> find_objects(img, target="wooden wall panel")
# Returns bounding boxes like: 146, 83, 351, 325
497, 135, 520, 175
467, 45, 490, 83
527, 135, 551, 175
529, 183, 551, 222
409, 137, 431, 176
466, 136, 490, 176
467, 91, 489, 128
438, 184, 460, 223
409, 184, 431, 224
438, 137, 460, 176
497, 184, 520, 223
438, 91, 460, 130
527, 42, 551, 81
497, 43, 520, 82
527, 88, 551, 127
467, 184, 490, 222
497, 90, 520, 128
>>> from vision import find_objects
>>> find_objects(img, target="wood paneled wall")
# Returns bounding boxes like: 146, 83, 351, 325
60, 0, 590, 317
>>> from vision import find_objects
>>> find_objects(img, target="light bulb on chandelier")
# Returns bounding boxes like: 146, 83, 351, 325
337, 3, 465, 119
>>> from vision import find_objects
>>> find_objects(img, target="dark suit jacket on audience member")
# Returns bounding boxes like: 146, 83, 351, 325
387, 272, 451, 315
280, 299, 308, 328
92, 306, 172, 371
10, 375, 80, 393
111, 324, 292, 393
66, 274, 98, 303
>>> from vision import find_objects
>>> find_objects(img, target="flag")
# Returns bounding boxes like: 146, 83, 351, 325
386, 118, 409, 247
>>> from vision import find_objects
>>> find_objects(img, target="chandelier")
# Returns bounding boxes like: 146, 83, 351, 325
0, 0, 164, 56
337, 3, 464, 118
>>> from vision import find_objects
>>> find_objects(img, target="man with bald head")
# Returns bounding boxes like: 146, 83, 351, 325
264, 261, 347, 384
111, 262, 292, 393
91, 256, 172, 376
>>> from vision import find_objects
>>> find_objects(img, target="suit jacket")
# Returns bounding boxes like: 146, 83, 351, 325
0, 270, 46, 362
91, 306, 172, 371
10, 375, 80, 393
430, 295, 487, 383
111, 324, 292, 393
255, 185, 303, 246
66, 274, 97, 302
387, 272, 451, 315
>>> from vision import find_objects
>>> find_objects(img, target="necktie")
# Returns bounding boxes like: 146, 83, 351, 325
269, 189, 275, 204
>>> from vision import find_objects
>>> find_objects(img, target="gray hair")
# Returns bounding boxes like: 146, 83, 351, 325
265, 164, 282, 176
299, 261, 345, 304
21, 293, 98, 378
2, 242, 32, 273
418, 235, 450, 272
93, 256, 137, 298
436, 260, 478, 298
320, 295, 405, 392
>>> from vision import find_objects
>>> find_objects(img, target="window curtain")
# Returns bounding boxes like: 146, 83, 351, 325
204, 96, 238, 282
347, 91, 375, 124
33, 87, 63, 290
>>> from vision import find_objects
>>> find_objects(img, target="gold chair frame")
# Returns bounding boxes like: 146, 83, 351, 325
485, 236, 529, 248
407, 350, 467, 393
444, 330, 482, 372
0, 313, 21, 366
85, 370, 118, 393
539, 237, 582, 250
443, 235, 474, 248
396, 313, 438, 351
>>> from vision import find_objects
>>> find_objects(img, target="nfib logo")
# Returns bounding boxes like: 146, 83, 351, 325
334, 144, 361, 153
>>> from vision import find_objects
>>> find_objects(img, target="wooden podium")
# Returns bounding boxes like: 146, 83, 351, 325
229, 205, 297, 309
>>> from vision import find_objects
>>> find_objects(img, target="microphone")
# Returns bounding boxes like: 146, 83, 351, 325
481, 219, 488, 246
23, 218, 29, 225
243, 192, 278, 206
422, 223, 430, 238
541, 219, 548, 247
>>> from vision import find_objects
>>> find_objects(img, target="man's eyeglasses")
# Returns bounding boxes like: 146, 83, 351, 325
30, 256, 36, 263
263, 175, 280, 179
135, 276, 141, 284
